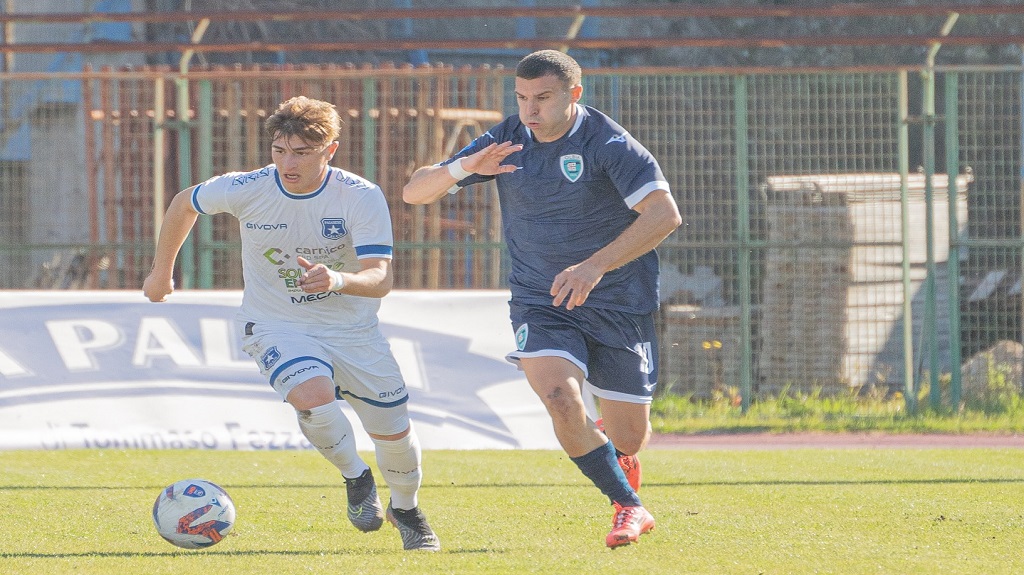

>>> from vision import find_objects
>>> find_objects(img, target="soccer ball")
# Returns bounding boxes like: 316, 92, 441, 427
152, 478, 236, 549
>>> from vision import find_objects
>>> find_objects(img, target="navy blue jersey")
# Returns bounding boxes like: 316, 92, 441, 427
446, 104, 671, 314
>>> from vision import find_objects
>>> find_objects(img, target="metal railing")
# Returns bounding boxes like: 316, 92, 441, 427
2, 63, 1022, 411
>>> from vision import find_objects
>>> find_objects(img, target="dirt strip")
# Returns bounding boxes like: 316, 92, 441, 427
648, 432, 1024, 450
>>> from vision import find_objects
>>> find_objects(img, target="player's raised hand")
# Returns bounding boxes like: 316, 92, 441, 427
550, 261, 605, 310
296, 256, 345, 293
461, 141, 523, 176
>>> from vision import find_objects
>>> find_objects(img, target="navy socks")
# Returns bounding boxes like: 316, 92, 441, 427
570, 440, 642, 507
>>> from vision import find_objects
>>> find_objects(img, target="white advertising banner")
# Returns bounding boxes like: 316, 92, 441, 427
0, 290, 559, 451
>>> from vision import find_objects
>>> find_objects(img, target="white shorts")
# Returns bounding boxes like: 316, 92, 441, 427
240, 321, 409, 435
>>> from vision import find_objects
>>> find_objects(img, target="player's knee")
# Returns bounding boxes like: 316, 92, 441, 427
537, 384, 586, 421
367, 424, 410, 441
610, 432, 649, 456
286, 376, 337, 411
362, 407, 410, 438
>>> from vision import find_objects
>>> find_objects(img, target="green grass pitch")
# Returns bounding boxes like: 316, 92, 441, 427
1, 447, 1023, 574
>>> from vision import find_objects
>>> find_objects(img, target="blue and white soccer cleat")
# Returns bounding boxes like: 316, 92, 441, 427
344, 468, 384, 532
386, 501, 441, 551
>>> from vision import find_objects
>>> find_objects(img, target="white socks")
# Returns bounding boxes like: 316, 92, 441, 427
296, 403, 368, 479
298, 404, 424, 509
371, 431, 422, 510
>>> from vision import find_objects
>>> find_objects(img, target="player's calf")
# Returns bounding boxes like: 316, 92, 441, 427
596, 418, 643, 492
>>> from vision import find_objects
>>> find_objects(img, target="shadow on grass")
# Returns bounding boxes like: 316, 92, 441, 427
0, 547, 494, 559
3, 477, 1024, 492
665, 477, 1024, 487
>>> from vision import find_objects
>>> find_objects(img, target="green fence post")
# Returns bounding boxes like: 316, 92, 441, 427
944, 72, 963, 408
175, 76, 194, 289
197, 80, 214, 288
734, 75, 753, 413
899, 70, 917, 414
922, 64, 941, 410
362, 77, 377, 182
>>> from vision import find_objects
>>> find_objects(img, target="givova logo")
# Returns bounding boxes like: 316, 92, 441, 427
246, 222, 287, 231
279, 364, 322, 387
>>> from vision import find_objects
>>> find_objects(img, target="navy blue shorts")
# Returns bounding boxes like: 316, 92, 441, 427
505, 300, 659, 404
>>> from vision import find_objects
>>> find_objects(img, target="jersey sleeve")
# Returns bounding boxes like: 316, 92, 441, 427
597, 132, 671, 209
190, 171, 244, 216
347, 185, 395, 260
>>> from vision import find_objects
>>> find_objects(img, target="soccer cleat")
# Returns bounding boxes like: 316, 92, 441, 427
344, 468, 384, 532
386, 502, 441, 551
595, 418, 643, 492
606, 502, 656, 549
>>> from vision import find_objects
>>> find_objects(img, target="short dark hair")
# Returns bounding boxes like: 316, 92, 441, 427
515, 50, 582, 86
264, 96, 341, 147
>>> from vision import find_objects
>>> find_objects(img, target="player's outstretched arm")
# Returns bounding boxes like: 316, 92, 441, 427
143, 187, 200, 302
403, 141, 522, 205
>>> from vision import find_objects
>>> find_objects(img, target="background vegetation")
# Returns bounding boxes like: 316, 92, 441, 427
652, 378, 1024, 435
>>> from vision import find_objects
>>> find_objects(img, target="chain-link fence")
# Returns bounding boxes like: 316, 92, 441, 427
1, 63, 1021, 406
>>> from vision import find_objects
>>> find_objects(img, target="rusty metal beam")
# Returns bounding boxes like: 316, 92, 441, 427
1, 5, 1024, 25
4, 34, 1024, 55
9, 63, 1024, 82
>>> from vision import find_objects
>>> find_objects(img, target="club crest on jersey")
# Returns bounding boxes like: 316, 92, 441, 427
515, 324, 529, 351
321, 218, 347, 240
260, 346, 281, 371
560, 154, 584, 182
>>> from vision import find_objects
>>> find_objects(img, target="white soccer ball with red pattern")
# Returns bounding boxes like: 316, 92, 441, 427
152, 478, 236, 549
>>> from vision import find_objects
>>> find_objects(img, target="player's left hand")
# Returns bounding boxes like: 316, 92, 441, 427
462, 141, 523, 176
143, 272, 174, 302
550, 262, 604, 310
296, 256, 345, 293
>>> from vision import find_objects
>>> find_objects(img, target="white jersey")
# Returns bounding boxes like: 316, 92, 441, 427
191, 164, 393, 336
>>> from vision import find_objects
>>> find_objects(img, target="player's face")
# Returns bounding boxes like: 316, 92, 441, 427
515, 74, 583, 143
271, 134, 338, 194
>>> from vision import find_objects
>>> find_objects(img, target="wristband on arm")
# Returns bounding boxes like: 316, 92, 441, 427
446, 158, 473, 180
326, 269, 345, 291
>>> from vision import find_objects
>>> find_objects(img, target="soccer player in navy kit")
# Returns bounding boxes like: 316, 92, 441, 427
144, 96, 440, 551
404, 50, 681, 548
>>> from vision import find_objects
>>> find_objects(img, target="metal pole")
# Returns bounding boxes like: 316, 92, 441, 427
945, 72, 963, 409
734, 75, 753, 413
899, 70, 917, 414
2, 0, 13, 120
173, 18, 209, 289
1020, 44, 1024, 396
362, 77, 377, 181
922, 59, 939, 409
197, 79, 213, 288
153, 77, 165, 236
925, 13, 954, 407
922, 12, 958, 409
175, 74, 194, 288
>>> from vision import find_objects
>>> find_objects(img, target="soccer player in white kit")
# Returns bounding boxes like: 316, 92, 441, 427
143, 96, 440, 551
